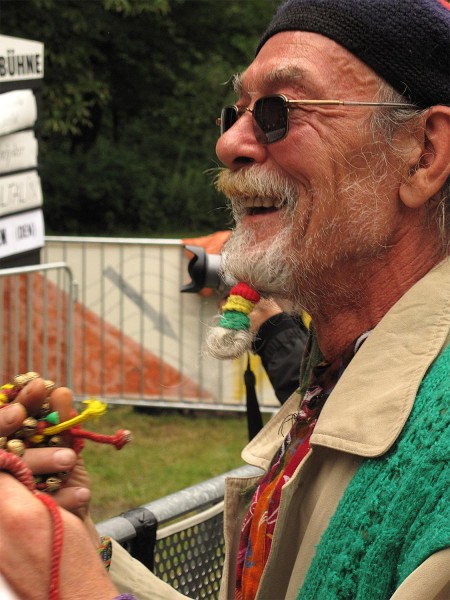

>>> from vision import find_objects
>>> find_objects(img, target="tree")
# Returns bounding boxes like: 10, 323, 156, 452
0, 0, 279, 235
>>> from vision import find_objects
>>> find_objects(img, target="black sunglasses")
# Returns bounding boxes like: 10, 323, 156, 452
217, 94, 416, 144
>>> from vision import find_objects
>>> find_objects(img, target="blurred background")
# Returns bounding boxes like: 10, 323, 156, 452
0, 1, 285, 524
0, 0, 279, 237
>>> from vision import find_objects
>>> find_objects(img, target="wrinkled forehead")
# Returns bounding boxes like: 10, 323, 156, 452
233, 65, 315, 97
233, 31, 379, 100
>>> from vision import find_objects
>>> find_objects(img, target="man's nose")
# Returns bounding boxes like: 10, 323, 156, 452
215, 111, 267, 168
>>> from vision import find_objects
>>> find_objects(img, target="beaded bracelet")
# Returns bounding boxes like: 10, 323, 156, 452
98, 535, 113, 571
0, 371, 132, 493
0, 371, 133, 600
113, 595, 138, 600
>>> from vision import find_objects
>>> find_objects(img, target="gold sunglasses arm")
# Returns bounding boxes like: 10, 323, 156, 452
287, 99, 417, 108
215, 99, 417, 126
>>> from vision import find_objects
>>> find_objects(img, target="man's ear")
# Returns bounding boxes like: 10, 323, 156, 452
399, 106, 450, 209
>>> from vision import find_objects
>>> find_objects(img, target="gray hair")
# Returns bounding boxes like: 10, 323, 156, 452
371, 82, 450, 254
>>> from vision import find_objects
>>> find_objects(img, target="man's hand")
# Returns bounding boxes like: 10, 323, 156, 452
0, 473, 119, 600
1, 377, 95, 535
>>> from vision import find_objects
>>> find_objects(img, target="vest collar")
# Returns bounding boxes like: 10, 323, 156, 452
242, 257, 450, 467
312, 256, 450, 456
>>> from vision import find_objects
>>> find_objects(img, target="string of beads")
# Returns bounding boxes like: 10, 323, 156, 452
0, 371, 132, 599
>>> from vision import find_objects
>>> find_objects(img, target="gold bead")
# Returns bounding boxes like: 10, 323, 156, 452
22, 417, 38, 437
45, 476, 62, 493
7, 439, 25, 456
13, 428, 25, 439
48, 435, 63, 447
14, 371, 40, 387
38, 400, 51, 418
0, 437, 7, 449
44, 380, 56, 395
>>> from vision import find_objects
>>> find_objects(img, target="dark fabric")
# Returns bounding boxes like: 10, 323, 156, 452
252, 313, 307, 404
298, 323, 322, 396
245, 355, 264, 441
256, 0, 450, 108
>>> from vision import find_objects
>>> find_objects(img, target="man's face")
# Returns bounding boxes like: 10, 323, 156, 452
215, 32, 404, 310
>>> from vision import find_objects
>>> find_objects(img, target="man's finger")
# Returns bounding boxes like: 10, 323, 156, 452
52, 485, 91, 513
22, 446, 77, 475
49, 386, 74, 423
13, 378, 47, 416
0, 403, 26, 438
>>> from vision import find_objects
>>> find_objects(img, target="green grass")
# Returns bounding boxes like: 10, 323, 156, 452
81, 405, 250, 522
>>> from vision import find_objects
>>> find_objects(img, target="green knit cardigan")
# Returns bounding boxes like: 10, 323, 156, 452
298, 344, 450, 600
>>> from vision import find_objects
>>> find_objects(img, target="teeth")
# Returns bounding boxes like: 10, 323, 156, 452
245, 197, 277, 209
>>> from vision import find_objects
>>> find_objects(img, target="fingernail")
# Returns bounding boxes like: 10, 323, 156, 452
3, 403, 23, 424
54, 448, 76, 469
74, 487, 91, 503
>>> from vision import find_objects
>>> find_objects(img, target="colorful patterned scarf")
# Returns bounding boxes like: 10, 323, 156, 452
235, 331, 369, 600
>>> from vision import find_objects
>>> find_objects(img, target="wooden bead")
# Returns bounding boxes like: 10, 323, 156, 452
44, 380, 56, 395
38, 400, 51, 418
7, 439, 25, 456
45, 476, 62, 493
22, 417, 38, 437
14, 372, 40, 387
48, 435, 63, 447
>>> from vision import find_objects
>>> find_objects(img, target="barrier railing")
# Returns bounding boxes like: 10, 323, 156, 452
0, 261, 76, 386
43, 237, 279, 412
96, 464, 263, 599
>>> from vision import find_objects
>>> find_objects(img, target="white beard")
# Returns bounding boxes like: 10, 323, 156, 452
220, 223, 295, 298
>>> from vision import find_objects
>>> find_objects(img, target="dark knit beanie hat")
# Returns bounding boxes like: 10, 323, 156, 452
256, 0, 450, 108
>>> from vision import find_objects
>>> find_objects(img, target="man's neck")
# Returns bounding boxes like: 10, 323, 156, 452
307, 241, 444, 362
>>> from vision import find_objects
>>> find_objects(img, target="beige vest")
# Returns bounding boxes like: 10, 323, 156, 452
110, 257, 450, 600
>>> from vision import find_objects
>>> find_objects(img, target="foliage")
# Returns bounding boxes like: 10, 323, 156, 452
0, 0, 280, 235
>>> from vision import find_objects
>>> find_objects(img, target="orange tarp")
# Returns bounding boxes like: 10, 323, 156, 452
1, 273, 210, 401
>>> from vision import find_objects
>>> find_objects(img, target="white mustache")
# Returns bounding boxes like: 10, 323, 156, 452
215, 166, 300, 210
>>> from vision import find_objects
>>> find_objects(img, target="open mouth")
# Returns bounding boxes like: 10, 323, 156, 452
247, 206, 279, 216
245, 198, 282, 216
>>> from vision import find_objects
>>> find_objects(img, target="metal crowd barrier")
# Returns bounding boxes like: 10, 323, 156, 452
43, 237, 279, 412
0, 261, 76, 386
96, 465, 263, 599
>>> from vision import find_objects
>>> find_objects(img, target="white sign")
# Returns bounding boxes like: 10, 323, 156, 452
0, 170, 43, 217
0, 208, 44, 258
0, 130, 38, 175
0, 90, 37, 137
0, 35, 44, 82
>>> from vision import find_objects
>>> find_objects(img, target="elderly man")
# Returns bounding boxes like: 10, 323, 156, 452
0, 0, 448, 599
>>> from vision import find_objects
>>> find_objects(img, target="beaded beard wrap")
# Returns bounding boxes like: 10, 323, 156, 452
0, 371, 132, 600
205, 283, 261, 360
